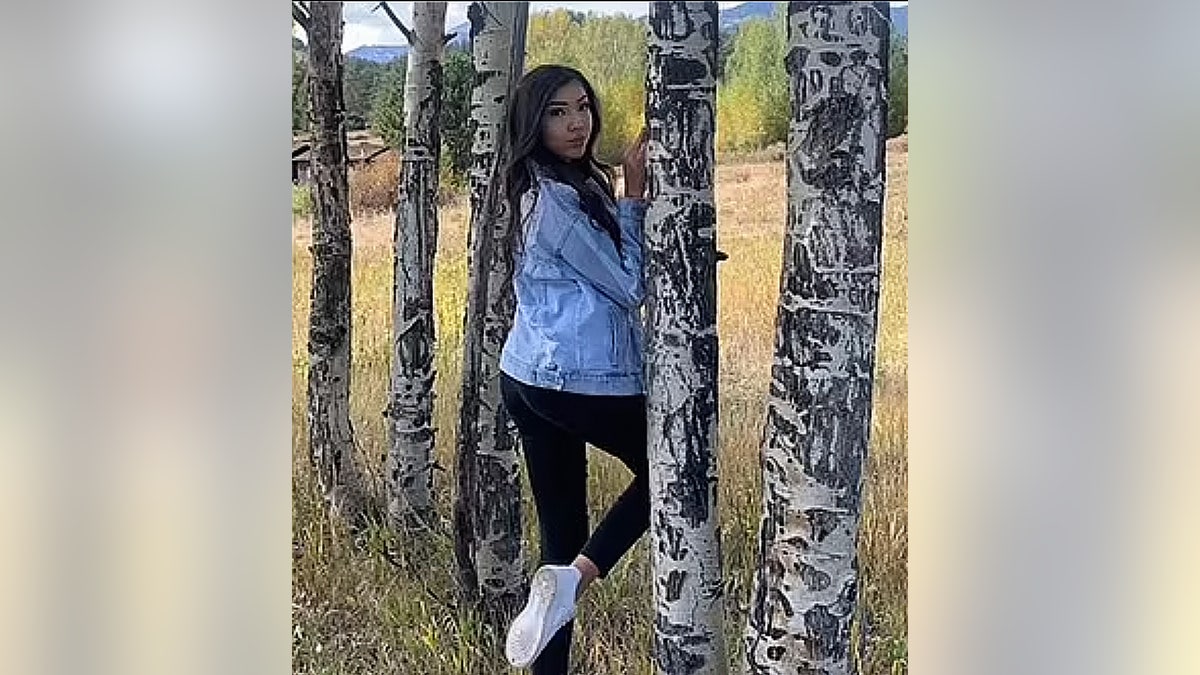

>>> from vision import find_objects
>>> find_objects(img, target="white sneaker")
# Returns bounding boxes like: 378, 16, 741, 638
505, 564, 581, 668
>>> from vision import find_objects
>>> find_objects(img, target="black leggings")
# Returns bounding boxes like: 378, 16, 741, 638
500, 373, 650, 674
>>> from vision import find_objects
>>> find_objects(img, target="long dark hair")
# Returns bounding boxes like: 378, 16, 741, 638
503, 65, 622, 253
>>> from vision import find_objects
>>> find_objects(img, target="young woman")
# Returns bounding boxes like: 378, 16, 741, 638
498, 64, 649, 673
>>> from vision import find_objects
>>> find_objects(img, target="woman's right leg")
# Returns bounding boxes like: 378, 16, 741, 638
501, 375, 589, 675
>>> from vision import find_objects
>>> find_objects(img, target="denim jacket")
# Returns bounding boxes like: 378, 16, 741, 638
499, 170, 647, 395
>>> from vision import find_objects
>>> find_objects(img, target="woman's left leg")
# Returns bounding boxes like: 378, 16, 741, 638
513, 385, 651, 579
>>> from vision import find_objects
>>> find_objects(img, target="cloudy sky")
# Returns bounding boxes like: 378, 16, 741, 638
329, 2, 908, 52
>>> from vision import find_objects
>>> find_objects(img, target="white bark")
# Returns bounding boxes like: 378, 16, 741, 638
305, 0, 367, 527
646, 3, 727, 674
453, 1, 530, 618
744, 3, 890, 674
385, 2, 446, 531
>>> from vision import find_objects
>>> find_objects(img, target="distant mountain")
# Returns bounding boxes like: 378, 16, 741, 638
720, 1, 776, 32
345, 20, 470, 63
346, 44, 408, 63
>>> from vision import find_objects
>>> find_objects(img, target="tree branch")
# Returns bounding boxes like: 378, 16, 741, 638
373, 2, 416, 45
291, 2, 310, 34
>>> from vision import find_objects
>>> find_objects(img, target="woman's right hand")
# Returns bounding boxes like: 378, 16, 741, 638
622, 128, 648, 201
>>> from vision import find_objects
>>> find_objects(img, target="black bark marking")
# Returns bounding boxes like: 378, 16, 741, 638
848, 6, 870, 37
786, 46, 811, 105
805, 5, 841, 43
654, 615, 710, 672
645, 101, 717, 193
796, 561, 832, 591
647, 1, 695, 40
479, 455, 522, 563
803, 199, 883, 269
665, 569, 687, 602
308, 322, 347, 349
819, 50, 841, 67
807, 387, 870, 508
467, 2, 486, 41
803, 602, 850, 661
663, 54, 708, 85
656, 511, 689, 559
803, 508, 841, 543
770, 587, 793, 618
668, 439, 714, 527
799, 95, 865, 189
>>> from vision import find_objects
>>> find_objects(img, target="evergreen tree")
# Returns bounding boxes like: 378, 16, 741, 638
371, 59, 408, 148
343, 58, 386, 131
440, 49, 473, 176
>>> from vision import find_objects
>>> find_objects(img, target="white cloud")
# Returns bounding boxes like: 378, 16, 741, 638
341, 22, 387, 51
336, 2, 467, 51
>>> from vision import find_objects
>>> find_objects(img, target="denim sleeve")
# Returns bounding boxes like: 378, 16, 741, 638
616, 197, 646, 271
533, 182, 646, 309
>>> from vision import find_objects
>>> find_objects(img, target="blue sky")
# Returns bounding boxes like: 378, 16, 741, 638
331, 2, 909, 52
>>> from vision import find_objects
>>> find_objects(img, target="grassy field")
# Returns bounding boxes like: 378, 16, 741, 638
292, 137, 907, 674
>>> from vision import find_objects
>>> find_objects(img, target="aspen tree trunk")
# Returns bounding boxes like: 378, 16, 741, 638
385, 2, 446, 531
645, 3, 727, 674
305, 0, 368, 528
452, 1, 529, 618
744, 4, 889, 674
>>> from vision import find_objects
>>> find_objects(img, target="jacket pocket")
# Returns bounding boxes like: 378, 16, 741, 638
609, 307, 626, 368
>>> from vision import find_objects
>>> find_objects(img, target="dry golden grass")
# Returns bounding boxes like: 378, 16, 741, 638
292, 136, 907, 674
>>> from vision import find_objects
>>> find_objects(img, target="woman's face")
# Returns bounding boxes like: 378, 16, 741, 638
541, 80, 593, 162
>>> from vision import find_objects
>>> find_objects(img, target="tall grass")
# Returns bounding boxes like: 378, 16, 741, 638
292, 138, 907, 674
